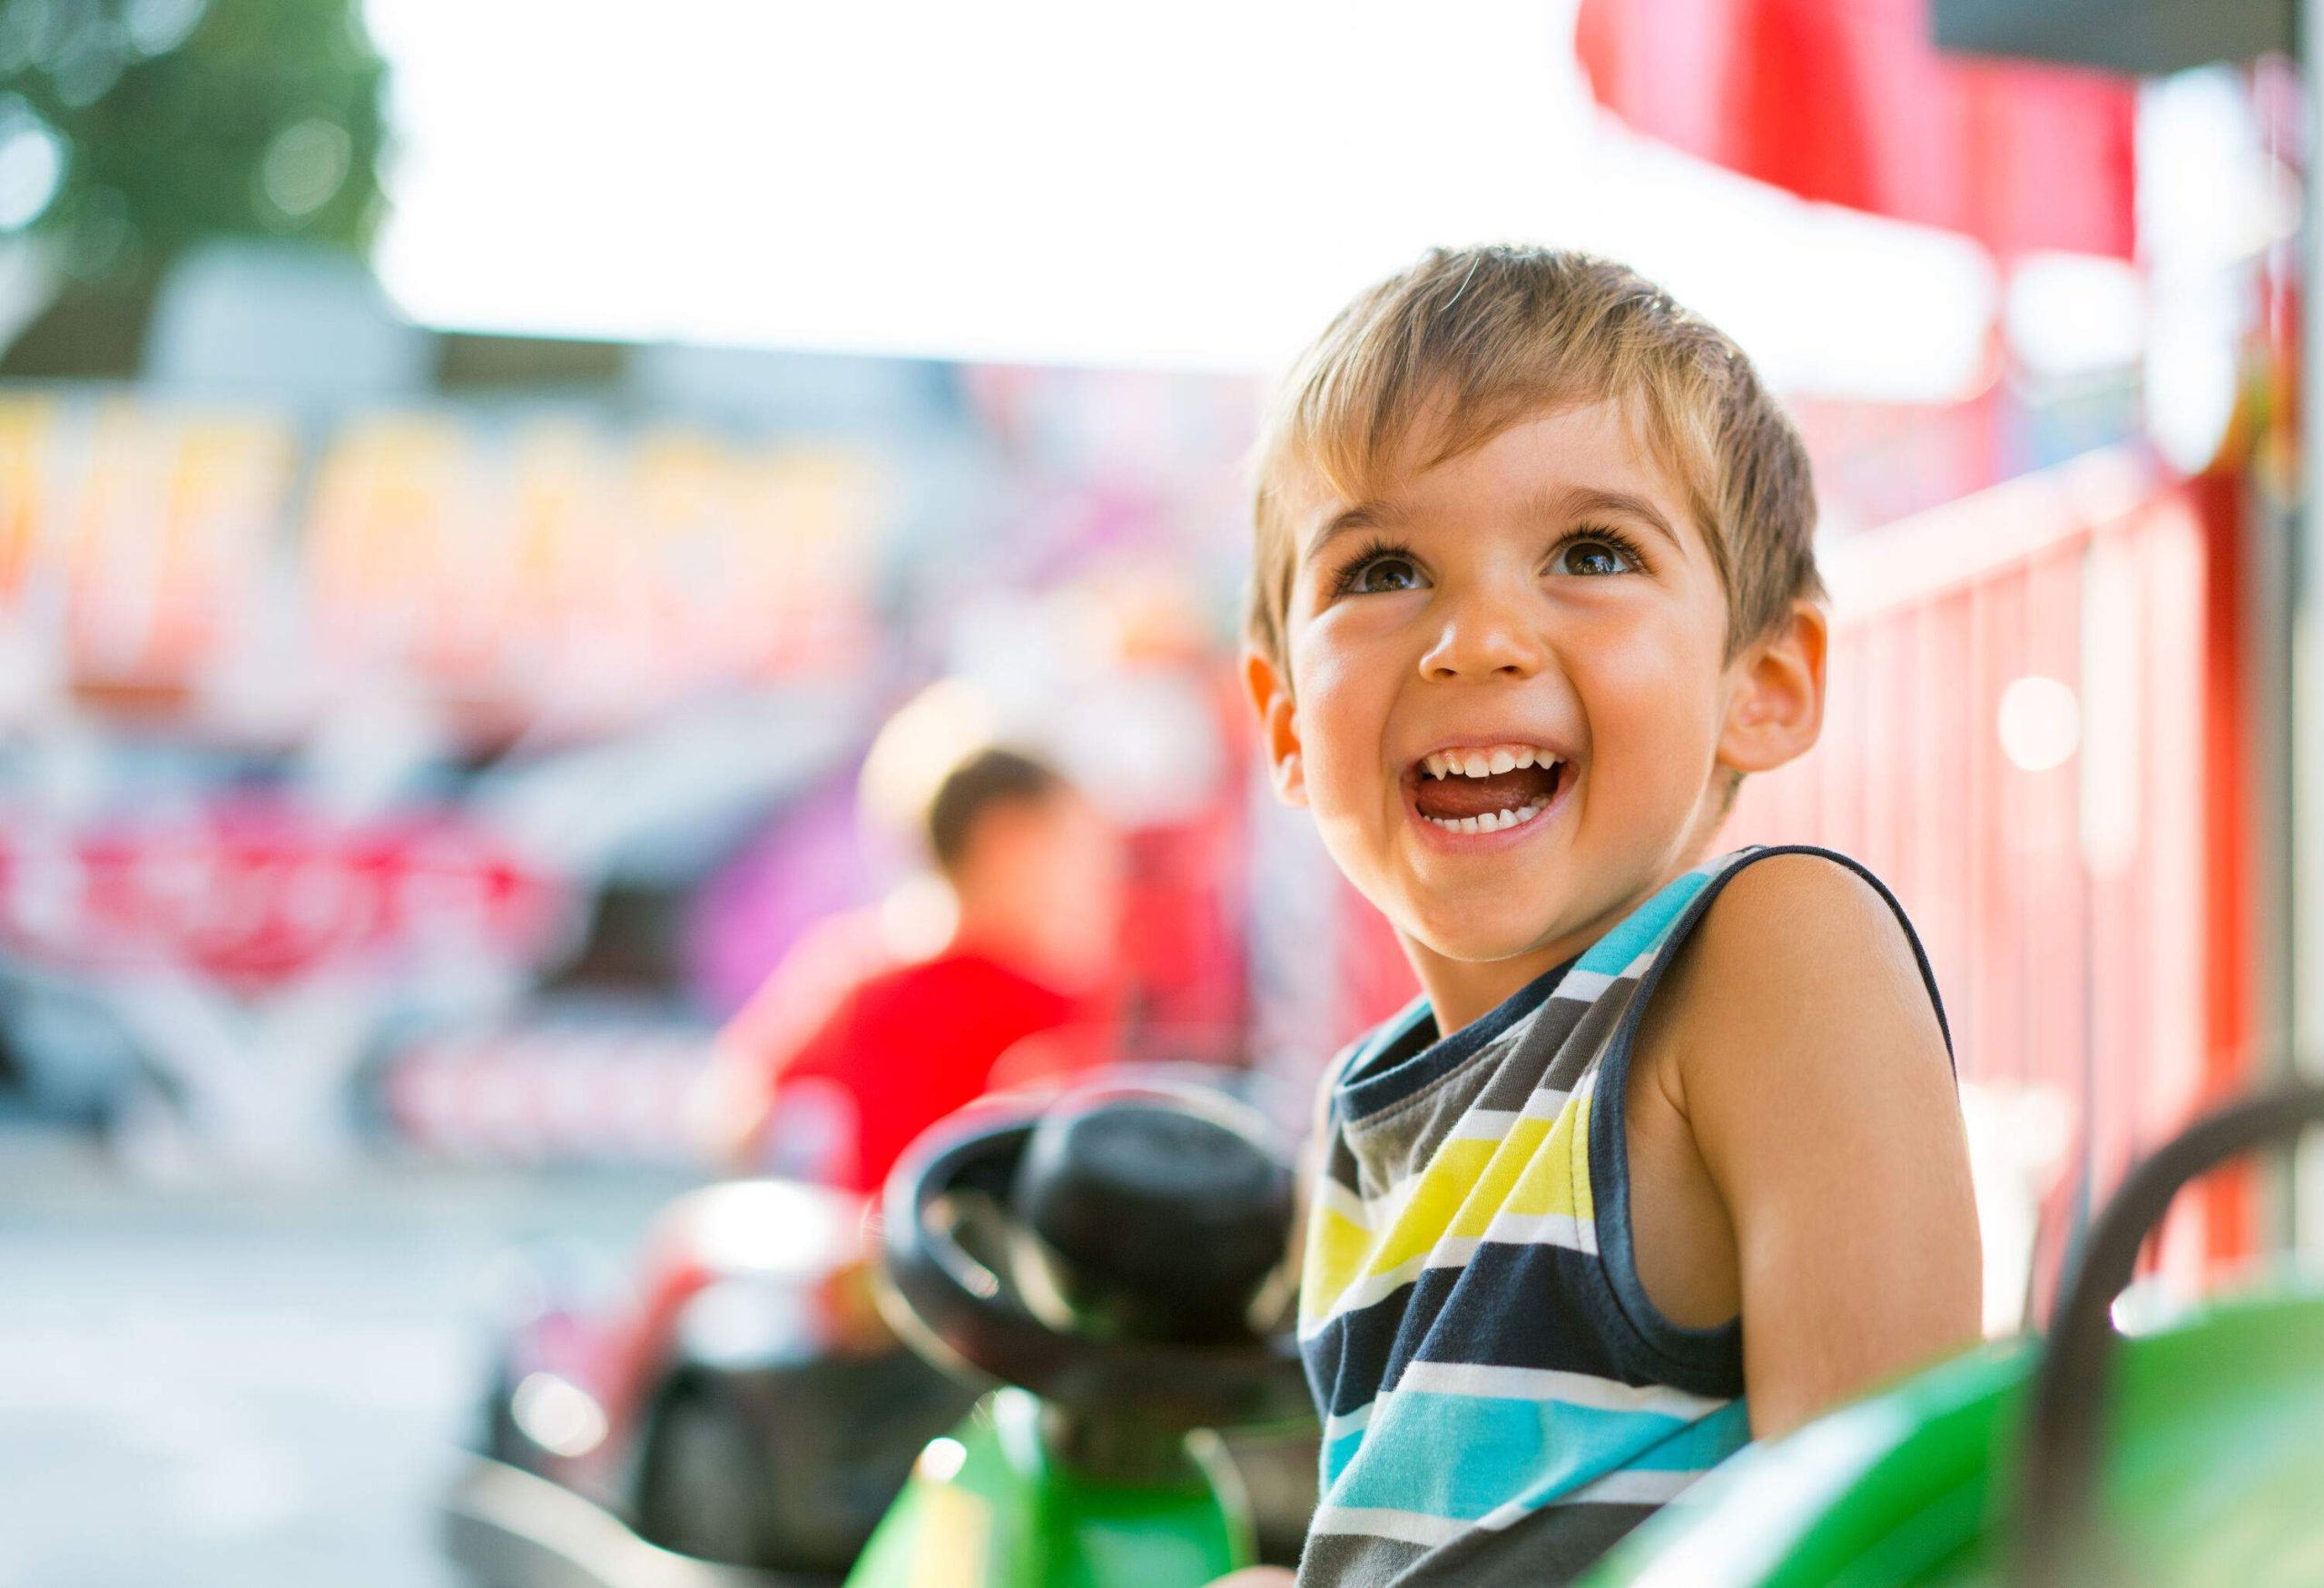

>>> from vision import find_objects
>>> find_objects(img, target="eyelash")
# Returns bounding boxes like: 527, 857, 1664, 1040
1326, 524, 1650, 597
1328, 536, 1417, 597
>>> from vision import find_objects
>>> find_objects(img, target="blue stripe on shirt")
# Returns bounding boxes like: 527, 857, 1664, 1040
1325, 1393, 1751, 1522
1571, 871, 1710, 977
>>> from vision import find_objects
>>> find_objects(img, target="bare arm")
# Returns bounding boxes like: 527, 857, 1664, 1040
1669, 854, 1982, 1439
692, 908, 893, 1170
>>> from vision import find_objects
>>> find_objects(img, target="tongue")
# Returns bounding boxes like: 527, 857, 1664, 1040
1413, 764, 1559, 820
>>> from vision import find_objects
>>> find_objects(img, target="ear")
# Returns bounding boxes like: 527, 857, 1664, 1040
1241, 646, 1308, 807
1717, 601, 1827, 775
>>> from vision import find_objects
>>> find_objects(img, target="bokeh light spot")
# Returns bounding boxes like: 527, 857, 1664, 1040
125, 0, 210, 56
915, 1435, 969, 1483
1997, 676, 2081, 774
509, 1371, 608, 1459
260, 117, 351, 221
0, 98, 66, 231
857, 678, 997, 845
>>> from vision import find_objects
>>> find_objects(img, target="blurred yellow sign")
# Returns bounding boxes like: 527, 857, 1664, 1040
0, 397, 295, 688
0, 396, 889, 731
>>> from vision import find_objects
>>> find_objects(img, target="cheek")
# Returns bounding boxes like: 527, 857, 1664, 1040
1289, 640, 1397, 809
1571, 620, 1725, 772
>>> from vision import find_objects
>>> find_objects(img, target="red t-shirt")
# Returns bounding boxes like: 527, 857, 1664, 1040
765, 951, 1088, 1194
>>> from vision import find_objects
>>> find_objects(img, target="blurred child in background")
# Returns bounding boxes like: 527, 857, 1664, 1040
707, 746, 1126, 1193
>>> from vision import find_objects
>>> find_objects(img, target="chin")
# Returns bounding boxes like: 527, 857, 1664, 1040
1399, 903, 1562, 968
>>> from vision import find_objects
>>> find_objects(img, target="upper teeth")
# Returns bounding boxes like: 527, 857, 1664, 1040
1421, 745, 1558, 780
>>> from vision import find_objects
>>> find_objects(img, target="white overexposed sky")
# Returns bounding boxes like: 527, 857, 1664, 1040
365, 0, 2009, 400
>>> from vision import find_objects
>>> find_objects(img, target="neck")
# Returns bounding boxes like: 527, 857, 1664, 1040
1401, 849, 1710, 1037
1401, 939, 1571, 1039
950, 901, 1068, 991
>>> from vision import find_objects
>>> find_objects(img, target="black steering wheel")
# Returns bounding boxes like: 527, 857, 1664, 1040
876, 1080, 1314, 1431
2014, 1076, 2324, 1585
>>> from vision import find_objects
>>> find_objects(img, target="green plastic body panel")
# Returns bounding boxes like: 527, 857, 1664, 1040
843, 1388, 1257, 1588
1581, 1291, 2324, 1587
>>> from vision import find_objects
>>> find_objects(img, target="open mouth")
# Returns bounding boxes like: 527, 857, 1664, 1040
1410, 745, 1568, 835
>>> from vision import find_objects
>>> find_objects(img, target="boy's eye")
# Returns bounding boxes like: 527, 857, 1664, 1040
1552, 538, 1638, 577
1341, 553, 1423, 596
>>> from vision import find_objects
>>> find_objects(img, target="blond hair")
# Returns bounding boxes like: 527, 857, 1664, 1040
1246, 246, 1822, 676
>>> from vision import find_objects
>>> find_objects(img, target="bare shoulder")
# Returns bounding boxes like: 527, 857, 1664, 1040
1673, 851, 1943, 1060
1696, 850, 1921, 972
1636, 851, 1961, 1162
1654, 850, 1969, 1292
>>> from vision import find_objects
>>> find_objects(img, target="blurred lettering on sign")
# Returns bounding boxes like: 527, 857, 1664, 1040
0, 398, 296, 688
0, 804, 564, 991
0, 396, 891, 736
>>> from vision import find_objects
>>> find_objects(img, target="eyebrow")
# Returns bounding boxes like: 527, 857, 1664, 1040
1303, 502, 1395, 561
1538, 487, 1685, 554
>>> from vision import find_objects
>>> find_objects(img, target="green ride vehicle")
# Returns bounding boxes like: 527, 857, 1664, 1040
441, 1074, 1315, 1588
451, 1072, 2324, 1588
847, 1081, 1315, 1588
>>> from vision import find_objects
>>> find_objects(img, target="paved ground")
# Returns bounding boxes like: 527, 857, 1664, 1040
0, 1129, 694, 1588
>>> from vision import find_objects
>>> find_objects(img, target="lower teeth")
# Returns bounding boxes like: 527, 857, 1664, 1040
1424, 802, 1546, 835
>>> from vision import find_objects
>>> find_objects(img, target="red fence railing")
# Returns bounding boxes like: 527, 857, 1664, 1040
1728, 449, 2254, 1302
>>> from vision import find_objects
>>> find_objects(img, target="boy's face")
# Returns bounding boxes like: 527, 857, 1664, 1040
1247, 399, 1822, 985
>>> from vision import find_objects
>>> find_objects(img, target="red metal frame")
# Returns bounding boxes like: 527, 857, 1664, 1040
1727, 449, 2256, 1275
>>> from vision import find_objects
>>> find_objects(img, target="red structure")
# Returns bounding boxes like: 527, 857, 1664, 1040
1576, 0, 2138, 259
1728, 450, 2257, 1285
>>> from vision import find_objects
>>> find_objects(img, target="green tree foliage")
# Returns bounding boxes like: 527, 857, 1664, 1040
0, 0, 388, 284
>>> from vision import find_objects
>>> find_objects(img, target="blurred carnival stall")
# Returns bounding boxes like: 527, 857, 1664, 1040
0, 278, 1265, 1171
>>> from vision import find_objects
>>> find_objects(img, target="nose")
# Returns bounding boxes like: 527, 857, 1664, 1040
1419, 587, 1548, 682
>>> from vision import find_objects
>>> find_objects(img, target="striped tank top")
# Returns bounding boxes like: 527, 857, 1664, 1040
1295, 845, 1947, 1586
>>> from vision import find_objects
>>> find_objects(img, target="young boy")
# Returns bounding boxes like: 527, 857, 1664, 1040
1236, 248, 1981, 1586
712, 746, 1125, 1190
